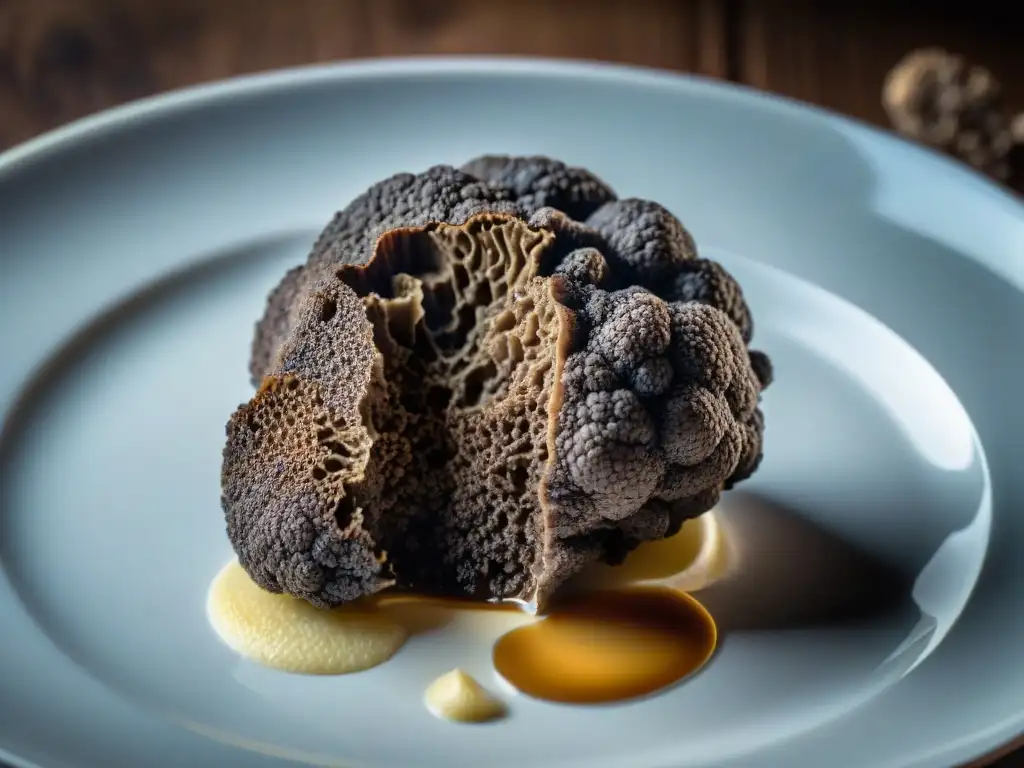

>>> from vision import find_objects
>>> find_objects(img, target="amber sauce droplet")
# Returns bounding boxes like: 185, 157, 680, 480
493, 587, 717, 704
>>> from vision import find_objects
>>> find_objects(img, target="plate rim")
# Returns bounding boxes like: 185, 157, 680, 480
0, 54, 1021, 768
1, 53, 1021, 213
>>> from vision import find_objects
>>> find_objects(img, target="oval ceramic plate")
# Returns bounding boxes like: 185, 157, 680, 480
0, 58, 1021, 768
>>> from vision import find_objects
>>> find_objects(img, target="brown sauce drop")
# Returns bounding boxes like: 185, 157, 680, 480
492, 587, 717, 704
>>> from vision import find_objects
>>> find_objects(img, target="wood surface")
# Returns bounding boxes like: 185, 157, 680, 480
0, 1, 1020, 766
736, 1, 1024, 129
0, 0, 727, 148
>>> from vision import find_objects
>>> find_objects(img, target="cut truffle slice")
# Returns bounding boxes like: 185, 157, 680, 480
224, 211, 769, 611
248, 158, 620, 388
225, 215, 570, 607
247, 165, 522, 388
249, 264, 309, 385
222, 283, 390, 606
331, 215, 570, 603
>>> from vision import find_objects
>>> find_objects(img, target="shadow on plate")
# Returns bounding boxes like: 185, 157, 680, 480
702, 492, 912, 634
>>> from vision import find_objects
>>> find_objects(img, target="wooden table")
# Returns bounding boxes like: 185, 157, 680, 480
0, 1, 1020, 766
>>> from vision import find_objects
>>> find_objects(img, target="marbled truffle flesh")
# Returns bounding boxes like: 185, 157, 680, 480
221, 156, 772, 611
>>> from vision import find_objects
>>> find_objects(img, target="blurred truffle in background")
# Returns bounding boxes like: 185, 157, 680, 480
883, 46, 1024, 186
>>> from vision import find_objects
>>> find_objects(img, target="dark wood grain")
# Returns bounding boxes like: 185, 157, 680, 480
0, 1, 1020, 765
970, 741, 1022, 767
0, 0, 726, 148
735, 0, 1024, 127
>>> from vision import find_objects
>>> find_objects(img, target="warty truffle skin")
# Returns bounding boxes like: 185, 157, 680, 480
224, 155, 771, 611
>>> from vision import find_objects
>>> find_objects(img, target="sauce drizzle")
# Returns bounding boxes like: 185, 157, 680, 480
493, 587, 716, 704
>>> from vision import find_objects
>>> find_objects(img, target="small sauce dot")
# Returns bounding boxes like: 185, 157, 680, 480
424, 668, 507, 723
492, 587, 716, 704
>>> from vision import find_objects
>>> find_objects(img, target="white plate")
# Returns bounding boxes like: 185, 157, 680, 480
0, 58, 1020, 768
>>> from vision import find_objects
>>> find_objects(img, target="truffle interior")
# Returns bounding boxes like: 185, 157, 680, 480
315, 215, 570, 599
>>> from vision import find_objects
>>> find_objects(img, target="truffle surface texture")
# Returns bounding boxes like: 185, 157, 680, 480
222, 155, 770, 610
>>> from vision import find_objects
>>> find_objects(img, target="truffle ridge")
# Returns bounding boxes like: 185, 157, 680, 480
222, 155, 772, 611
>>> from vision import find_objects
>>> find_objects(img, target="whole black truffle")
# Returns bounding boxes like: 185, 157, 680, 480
223, 156, 771, 611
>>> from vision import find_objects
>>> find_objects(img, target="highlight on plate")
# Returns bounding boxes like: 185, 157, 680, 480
209, 154, 771, 718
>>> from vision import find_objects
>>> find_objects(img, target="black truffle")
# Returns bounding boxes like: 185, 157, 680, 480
223, 156, 771, 610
